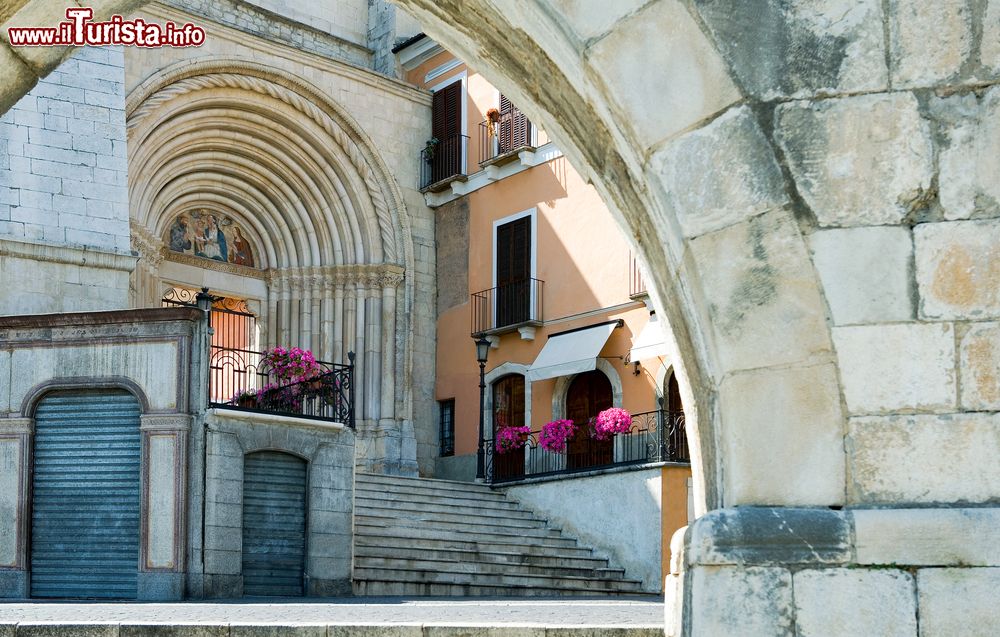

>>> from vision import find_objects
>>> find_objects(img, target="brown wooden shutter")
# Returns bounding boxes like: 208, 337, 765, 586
499, 93, 529, 150
496, 216, 530, 286
432, 81, 461, 140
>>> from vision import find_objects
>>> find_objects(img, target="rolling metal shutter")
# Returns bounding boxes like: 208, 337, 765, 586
30, 389, 141, 599
242, 451, 307, 596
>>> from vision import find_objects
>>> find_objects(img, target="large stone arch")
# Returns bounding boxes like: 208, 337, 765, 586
125, 58, 419, 475
3, 0, 999, 633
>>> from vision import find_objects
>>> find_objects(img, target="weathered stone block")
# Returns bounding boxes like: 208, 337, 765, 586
689, 565, 794, 636
651, 105, 789, 239
847, 413, 1000, 504
689, 209, 832, 374
855, 508, 1000, 566
932, 88, 1000, 220
539, 0, 648, 40
588, 0, 740, 149
425, 628, 544, 637
230, 626, 327, 637
888, 0, 971, 87
809, 226, 914, 324
959, 322, 1000, 410
833, 323, 955, 414
918, 568, 1000, 637
916, 219, 1000, 319
775, 92, 934, 227
793, 568, 917, 637
685, 507, 851, 567
718, 364, 845, 506
119, 626, 228, 637
983, 1, 1000, 75
692, 0, 887, 100
17, 627, 118, 637
327, 628, 422, 637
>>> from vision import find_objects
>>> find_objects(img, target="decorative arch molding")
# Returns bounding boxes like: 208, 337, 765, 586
126, 58, 420, 475
550, 359, 624, 422
20, 376, 153, 417
483, 362, 532, 434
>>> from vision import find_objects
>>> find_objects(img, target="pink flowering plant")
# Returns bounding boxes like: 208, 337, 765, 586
261, 346, 321, 384
539, 419, 577, 453
495, 425, 531, 454
592, 407, 633, 440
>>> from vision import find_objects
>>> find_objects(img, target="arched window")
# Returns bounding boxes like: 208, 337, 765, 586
492, 374, 526, 479
565, 370, 614, 470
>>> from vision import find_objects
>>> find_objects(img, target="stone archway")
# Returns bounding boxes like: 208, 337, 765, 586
3, 0, 999, 633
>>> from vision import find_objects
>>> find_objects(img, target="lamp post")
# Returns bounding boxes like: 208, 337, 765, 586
475, 335, 490, 481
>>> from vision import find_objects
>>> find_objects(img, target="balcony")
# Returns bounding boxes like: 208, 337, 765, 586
209, 344, 355, 428
629, 251, 647, 299
471, 278, 544, 336
479, 107, 536, 167
420, 134, 468, 192
485, 409, 690, 484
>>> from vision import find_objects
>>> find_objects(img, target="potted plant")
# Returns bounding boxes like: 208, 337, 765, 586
261, 346, 321, 385
539, 419, 577, 453
495, 425, 531, 454
231, 389, 258, 408
423, 137, 439, 162
593, 407, 632, 440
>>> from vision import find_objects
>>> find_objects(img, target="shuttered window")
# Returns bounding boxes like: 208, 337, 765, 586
429, 80, 464, 183
495, 215, 532, 327
498, 93, 530, 152
439, 400, 455, 457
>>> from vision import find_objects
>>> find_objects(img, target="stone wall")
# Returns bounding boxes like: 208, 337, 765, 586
503, 468, 663, 591
0, 46, 131, 315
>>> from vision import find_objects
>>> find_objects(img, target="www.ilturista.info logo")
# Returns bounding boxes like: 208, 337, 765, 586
7, 7, 205, 47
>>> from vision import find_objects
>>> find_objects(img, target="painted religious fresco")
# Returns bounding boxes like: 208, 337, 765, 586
166, 210, 256, 267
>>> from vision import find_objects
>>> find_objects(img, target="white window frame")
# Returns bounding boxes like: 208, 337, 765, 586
429, 71, 468, 176
491, 207, 538, 325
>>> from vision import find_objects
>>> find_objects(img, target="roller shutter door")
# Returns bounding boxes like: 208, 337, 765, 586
242, 451, 307, 596
30, 389, 141, 599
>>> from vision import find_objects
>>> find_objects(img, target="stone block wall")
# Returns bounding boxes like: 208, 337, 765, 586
0, 45, 131, 315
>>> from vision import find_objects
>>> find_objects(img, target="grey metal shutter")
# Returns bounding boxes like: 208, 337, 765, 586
242, 451, 307, 596
30, 389, 141, 599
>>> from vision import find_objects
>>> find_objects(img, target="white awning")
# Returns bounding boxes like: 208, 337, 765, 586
629, 314, 670, 362
525, 320, 619, 382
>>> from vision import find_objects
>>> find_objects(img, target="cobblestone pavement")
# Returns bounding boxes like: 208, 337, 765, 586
0, 597, 664, 627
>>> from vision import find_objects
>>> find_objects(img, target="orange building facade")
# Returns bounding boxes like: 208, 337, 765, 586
397, 38, 691, 578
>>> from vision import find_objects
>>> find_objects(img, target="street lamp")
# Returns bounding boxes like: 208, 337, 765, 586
475, 335, 490, 481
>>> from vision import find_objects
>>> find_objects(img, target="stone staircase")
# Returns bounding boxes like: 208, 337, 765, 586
352, 472, 645, 596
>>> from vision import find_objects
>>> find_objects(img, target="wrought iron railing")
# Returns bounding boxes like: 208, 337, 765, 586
209, 346, 355, 428
420, 134, 468, 190
629, 252, 647, 298
471, 278, 544, 336
479, 108, 535, 165
485, 409, 688, 484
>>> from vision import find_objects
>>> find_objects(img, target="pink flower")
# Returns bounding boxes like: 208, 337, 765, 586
495, 425, 531, 454
593, 407, 632, 440
539, 419, 577, 453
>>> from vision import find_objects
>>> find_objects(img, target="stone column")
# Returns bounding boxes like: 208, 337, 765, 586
332, 279, 346, 363
378, 271, 402, 421
320, 276, 334, 362
139, 414, 190, 601
0, 419, 31, 598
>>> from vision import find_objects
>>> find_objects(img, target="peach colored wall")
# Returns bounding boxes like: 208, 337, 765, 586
662, 465, 693, 577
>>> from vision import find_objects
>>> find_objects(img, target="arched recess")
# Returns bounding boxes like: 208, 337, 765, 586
551, 359, 624, 421
482, 362, 532, 436
126, 59, 418, 474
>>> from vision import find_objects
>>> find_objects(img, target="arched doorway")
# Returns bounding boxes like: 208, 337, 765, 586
492, 374, 526, 480
242, 451, 308, 597
30, 389, 141, 599
565, 370, 613, 470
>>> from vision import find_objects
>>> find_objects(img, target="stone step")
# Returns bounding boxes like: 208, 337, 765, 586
355, 493, 537, 519
354, 530, 599, 558
357, 500, 548, 527
353, 543, 611, 569
356, 472, 497, 495
353, 566, 644, 592
355, 481, 511, 505
354, 555, 627, 580
353, 579, 649, 597
356, 514, 567, 542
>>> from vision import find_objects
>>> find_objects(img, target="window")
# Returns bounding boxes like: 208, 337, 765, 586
439, 399, 455, 457
428, 80, 464, 184
495, 215, 532, 327
496, 93, 532, 155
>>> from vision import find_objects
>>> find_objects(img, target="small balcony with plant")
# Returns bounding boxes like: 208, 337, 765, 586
479, 105, 536, 167
420, 134, 469, 192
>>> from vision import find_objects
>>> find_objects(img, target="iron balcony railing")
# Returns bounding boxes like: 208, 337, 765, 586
471, 278, 544, 336
485, 409, 689, 484
629, 251, 647, 298
420, 134, 468, 190
479, 108, 535, 165
209, 345, 356, 428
